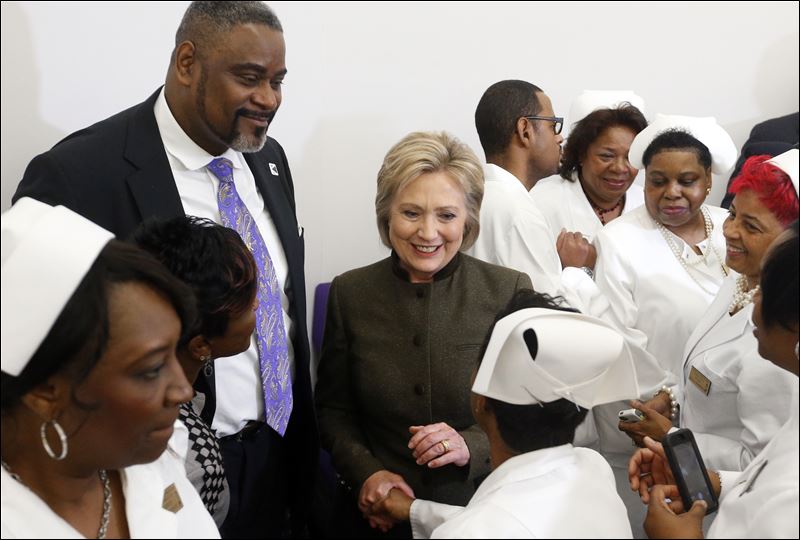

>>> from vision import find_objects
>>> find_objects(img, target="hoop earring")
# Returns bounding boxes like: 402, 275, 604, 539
40, 419, 68, 461
795, 341, 798, 361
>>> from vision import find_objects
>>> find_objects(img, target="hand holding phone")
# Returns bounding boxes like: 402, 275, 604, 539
619, 408, 644, 423
662, 429, 718, 515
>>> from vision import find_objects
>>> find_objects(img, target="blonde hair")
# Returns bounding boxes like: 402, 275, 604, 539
375, 131, 484, 250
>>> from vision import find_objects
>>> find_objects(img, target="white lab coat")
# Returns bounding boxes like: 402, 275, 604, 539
467, 164, 596, 310
409, 444, 632, 539
0, 421, 219, 539
531, 174, 644, 243
681, 275, 799, 471
708, 385, 799, 539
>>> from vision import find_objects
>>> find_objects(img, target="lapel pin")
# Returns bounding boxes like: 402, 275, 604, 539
162, 483, 184, 513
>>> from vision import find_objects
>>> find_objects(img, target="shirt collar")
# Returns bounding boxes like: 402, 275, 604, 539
154, 87, 245, 173
470, 444, 576, 504
484, 164, 530, 195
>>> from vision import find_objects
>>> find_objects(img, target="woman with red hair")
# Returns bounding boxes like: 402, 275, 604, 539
619, 150, 799, 472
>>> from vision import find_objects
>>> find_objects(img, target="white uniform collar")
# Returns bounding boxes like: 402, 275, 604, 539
154, 88, 244, 172
484, 164, 531, 195
470, 444, 576, 504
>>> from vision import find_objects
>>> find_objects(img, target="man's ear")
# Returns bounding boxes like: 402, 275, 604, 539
174, 40, 199, 86
515, 116, 534, 148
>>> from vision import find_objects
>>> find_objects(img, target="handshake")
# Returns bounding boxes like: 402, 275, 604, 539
358, 422, 470, 532
358, 479, 415, 533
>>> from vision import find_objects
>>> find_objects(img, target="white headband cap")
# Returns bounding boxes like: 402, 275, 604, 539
628, 113, 737, 174
1, 198, 114, 376
766, 148, 799, 196
472, 308, 639, 409
568, 90, 646, 128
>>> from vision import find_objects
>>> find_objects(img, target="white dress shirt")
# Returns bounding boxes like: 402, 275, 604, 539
0, 421, 219, 538
409, 445, 632, 538
154, 89, 295, 436
467, 164, 594, 309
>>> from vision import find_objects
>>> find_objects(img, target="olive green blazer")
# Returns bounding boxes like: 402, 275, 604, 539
315, 253, 532, 505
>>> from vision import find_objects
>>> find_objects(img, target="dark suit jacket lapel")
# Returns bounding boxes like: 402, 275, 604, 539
124, 88, 185, 221
245, 151, 301, 279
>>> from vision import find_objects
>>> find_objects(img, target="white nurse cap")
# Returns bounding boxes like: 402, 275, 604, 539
472, 308, 639, 409
1, 198, 114, 376
568, 90, 646, 128
628, 113, 737, 174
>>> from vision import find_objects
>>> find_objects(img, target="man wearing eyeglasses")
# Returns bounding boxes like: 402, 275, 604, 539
469, 80, 594, 307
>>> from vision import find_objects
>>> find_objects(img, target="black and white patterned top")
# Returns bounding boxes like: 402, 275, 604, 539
179, 401, 230, 526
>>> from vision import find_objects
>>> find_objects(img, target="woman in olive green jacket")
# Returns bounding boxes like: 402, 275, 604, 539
316, 131, 532, 537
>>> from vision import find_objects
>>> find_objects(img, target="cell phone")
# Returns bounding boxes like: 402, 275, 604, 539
662, 428, 718, 515
618, 408, 644, 422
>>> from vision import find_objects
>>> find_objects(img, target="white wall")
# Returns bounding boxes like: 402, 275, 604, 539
3, 1, 799, 361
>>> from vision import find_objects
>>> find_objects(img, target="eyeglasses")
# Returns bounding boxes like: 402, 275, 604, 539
523, 115, 564, 135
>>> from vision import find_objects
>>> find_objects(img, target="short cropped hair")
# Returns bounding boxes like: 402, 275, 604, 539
1, 241, 196, 411
132, 216, 258, 340
477, 289, 588, 454
730, 155, 800, 227
760, 220, 799, 331
475, 80, 544, 158
375, 131, 484, 251
175, 1, 282, 55
643, 129, 712, 170
559, 104, 648, 182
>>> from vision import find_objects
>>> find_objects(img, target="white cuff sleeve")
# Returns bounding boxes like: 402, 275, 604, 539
410, 499, 464, 539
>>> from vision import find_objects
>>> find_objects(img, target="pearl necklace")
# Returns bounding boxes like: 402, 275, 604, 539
1, 459, 111, 539
654, 206, 729, 295
729, 275, 759, 315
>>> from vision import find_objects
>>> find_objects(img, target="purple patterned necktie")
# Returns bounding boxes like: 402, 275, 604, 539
208, 157, 292, 436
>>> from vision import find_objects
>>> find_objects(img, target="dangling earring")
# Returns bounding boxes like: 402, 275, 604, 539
794, 341, 799, 361
705, 186, 711, 196
200, 354, 213, 377
40, 419, 68, 461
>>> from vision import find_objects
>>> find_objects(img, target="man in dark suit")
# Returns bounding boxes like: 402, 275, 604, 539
13, 2, 317, 538
721, 112, 799, 208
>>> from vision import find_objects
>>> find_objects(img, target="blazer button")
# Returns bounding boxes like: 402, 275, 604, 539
416, 289, 425, 299
414, 383, 425, 396
412, 335, 423, 347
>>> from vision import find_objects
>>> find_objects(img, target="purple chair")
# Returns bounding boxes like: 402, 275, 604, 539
309, 282, 337, 535
312, 282, 332, 355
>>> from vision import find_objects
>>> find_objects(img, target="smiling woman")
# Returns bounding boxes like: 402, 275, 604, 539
534, 93, 648, 245
0, 199, 219, 538
387, 171, 469, 283
315, 131, 532, 536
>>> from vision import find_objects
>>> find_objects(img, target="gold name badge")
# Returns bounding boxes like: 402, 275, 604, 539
689, 366, 711, 395
162, 483, 184, 514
